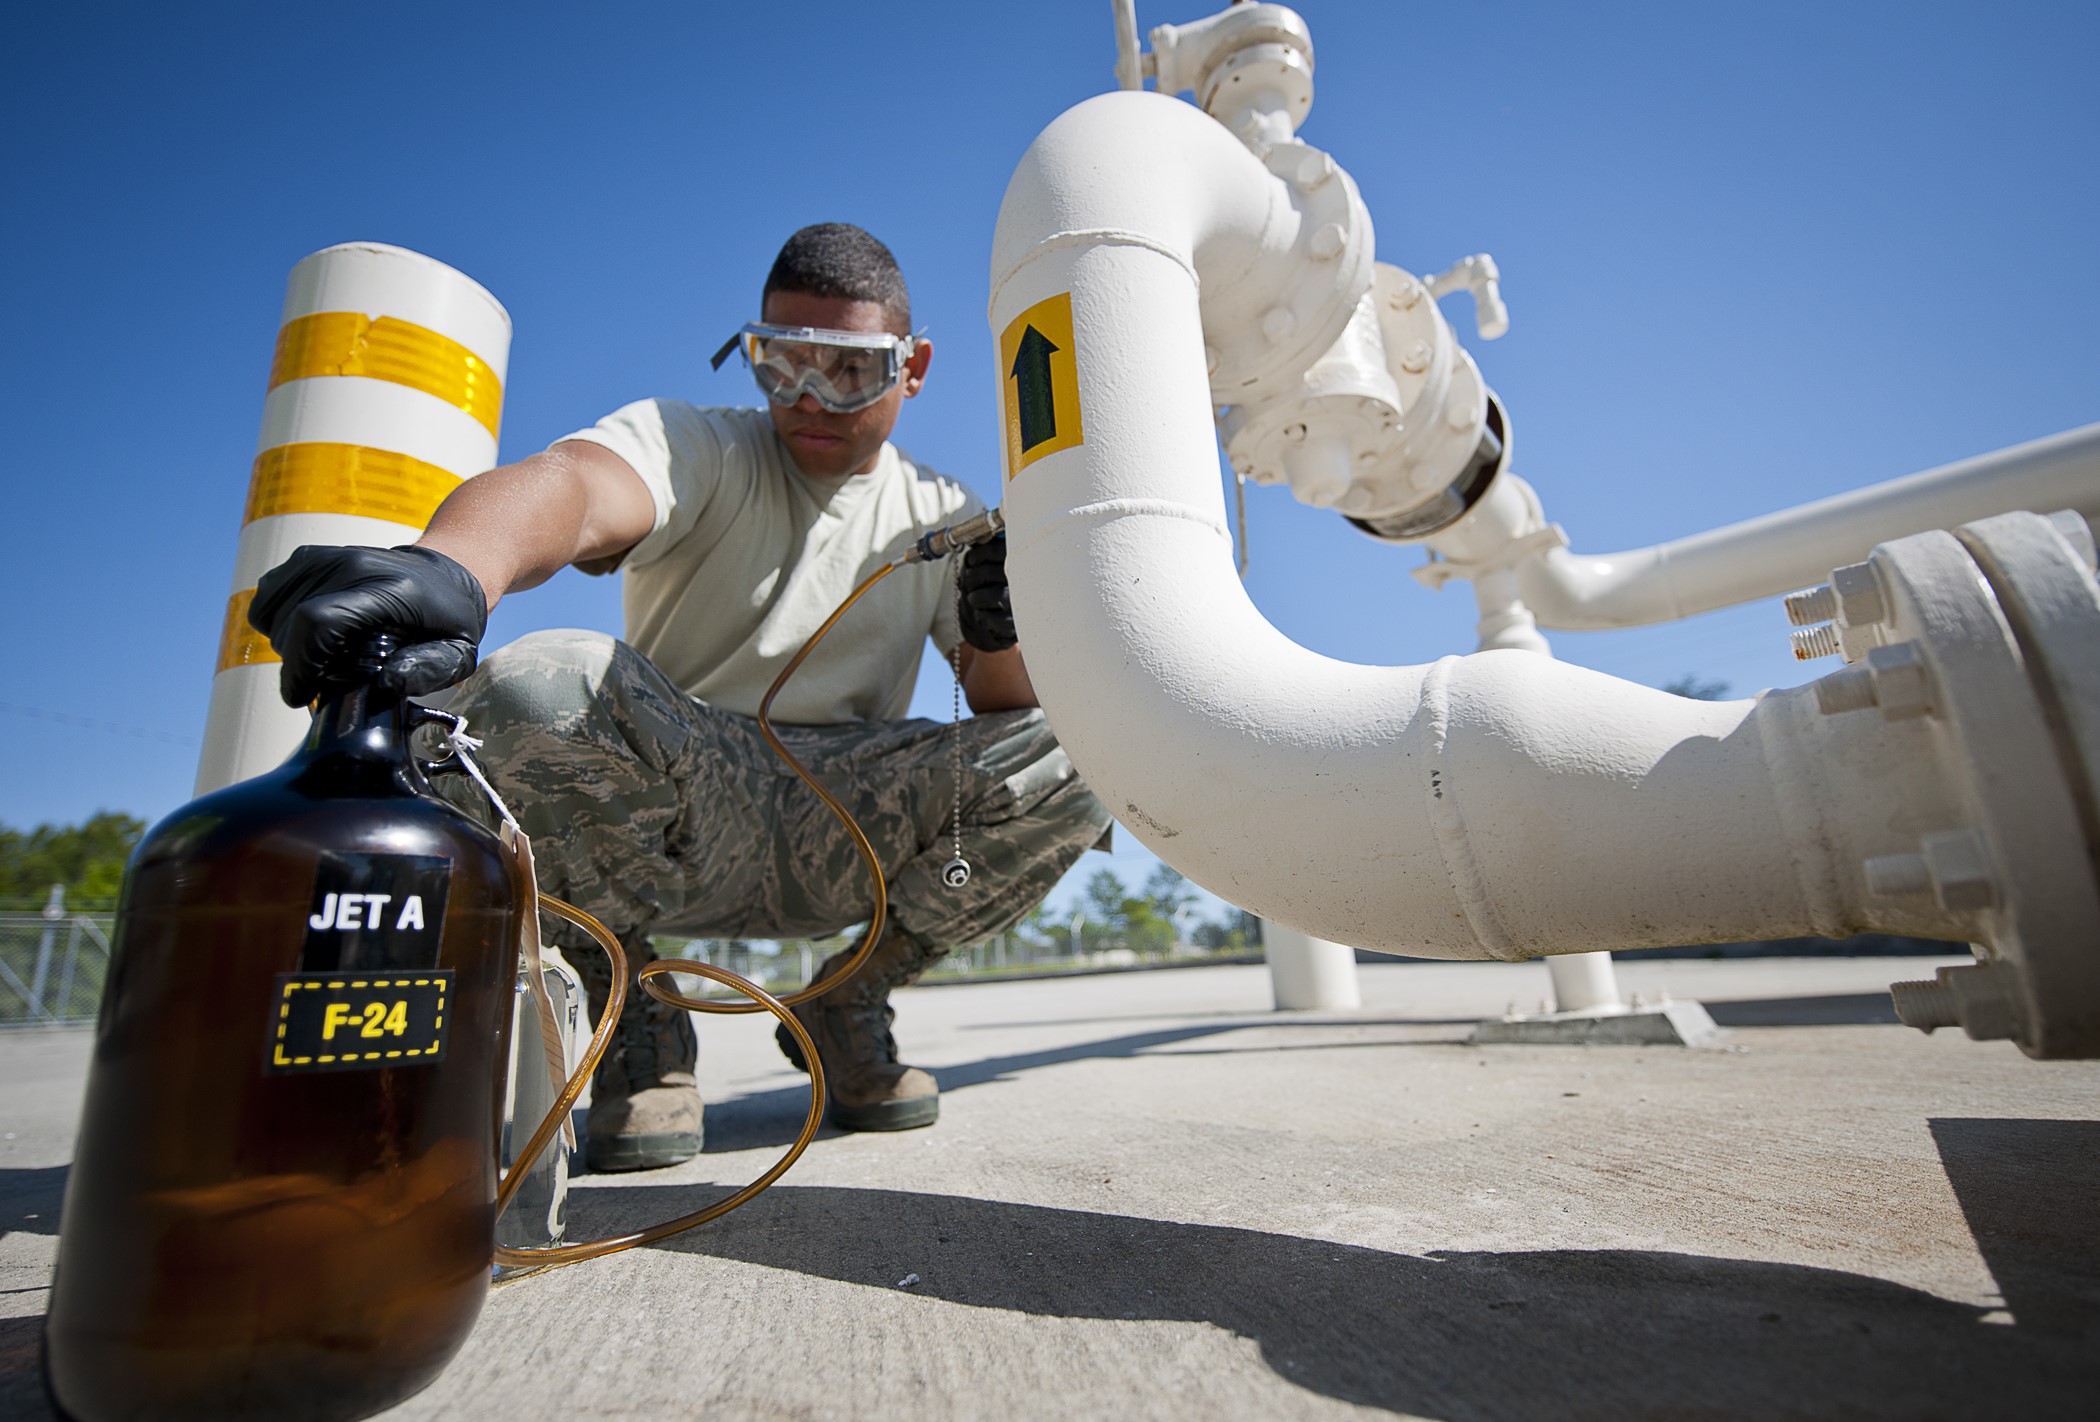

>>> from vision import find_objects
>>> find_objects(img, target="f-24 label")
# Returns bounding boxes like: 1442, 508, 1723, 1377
268, 971, 452, 1074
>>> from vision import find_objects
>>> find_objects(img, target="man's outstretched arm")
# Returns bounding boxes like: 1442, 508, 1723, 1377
417, 441, 656, 611
247, 442, 655, 705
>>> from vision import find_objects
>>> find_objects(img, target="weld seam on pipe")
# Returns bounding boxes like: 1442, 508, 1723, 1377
1033, 499, 1226, 541
989, 228, 1202, 316
1748, 688, 1852, 940
1420, 657, 1517, 957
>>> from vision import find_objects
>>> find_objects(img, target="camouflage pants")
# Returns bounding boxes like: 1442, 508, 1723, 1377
436, 630, 1110, 974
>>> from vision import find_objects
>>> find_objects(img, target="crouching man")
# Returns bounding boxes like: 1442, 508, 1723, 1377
249, 223, 1110, 1170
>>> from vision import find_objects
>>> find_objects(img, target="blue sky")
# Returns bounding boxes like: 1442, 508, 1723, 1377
3, 1, 2095, 922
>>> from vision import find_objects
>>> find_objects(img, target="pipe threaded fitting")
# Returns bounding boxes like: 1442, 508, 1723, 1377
1814, 666, 1880, 715
1865, 852, 1933, 897
1790, 624, 1844, 661
1890, 979, 1958, 1031
1784, 584, 1838, 627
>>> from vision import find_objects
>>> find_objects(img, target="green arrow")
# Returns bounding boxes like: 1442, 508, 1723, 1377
1010, 325, 1060, 452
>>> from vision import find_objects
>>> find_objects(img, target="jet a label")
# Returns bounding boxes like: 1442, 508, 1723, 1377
301, 852, 451, 972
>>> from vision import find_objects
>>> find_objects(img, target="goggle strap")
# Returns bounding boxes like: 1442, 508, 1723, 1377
707, 333, 742, 372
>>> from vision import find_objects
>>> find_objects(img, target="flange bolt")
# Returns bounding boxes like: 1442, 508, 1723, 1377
1890, 978, 1958, 1031
1830, 561, 1888, 628
1866, 642, 1935, 720
1791, 624, 1843, 661
1814, 665, 1878, 715
1784, 584, 1838, 626
1868, 832, 1997, 911
1865, 853, 1932, 898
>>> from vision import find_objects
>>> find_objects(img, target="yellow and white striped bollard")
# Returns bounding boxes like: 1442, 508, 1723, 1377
196, 243, 511, 793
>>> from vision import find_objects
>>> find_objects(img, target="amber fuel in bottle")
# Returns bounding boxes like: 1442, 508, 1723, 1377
45, 641, 524, 1421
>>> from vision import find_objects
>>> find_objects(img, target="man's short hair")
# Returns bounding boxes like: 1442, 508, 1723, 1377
764, 224, 911, 333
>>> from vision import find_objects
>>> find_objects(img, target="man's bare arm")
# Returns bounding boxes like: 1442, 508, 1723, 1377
416, 441, 656, 610
957, 644, 1038, 714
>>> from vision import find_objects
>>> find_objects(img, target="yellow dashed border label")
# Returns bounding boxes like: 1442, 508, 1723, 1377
268, 971, 452, 1073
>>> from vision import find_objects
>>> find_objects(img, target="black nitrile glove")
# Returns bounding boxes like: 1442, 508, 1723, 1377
248, 544, 488, 708
956, 532, 1017, 652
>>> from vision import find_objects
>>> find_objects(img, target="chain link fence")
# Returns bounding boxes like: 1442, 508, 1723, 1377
0, 909, 1255, 1024
644, 927, 1260, 1003
0, 910, 113, 1027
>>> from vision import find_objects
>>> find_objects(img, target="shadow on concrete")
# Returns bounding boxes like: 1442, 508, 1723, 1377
1931, 1118, 2100, 1337
569, 1182, 2099, 1421
0, 1316, 45, 1419
0, 1166, 65, 1238
961, 1011, 1480, 1033
1705, 993, 1900, 1027
700, 1019, 1454, 1155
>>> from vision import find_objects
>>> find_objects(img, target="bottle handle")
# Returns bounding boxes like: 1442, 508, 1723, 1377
406, 704, 468, 779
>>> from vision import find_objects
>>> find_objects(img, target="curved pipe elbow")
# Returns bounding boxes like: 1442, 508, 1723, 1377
1516, 546, 1679, 630
990, 93, 1972, 956
991, 93, 1282, 351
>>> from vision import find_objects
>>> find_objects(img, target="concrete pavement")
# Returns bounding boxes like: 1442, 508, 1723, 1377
6, 955, 2099, 1420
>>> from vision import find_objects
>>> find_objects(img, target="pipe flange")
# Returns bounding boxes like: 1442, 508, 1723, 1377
1151, 3, 1316, 135
1218, 289, 1405, 512
1949, 511, 2100, 1054
1202, 137, 1375, 410
1855, 517, 2100, 1057
1367, 263, 1491, 513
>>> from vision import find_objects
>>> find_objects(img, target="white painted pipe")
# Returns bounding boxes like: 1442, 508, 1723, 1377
1506, 423, 2100, 630
195, 244, 511, 793
991, 91, 1976, 959
1471, 596, 1626, 1014
1546, 952, 1621, 1014
1262, 921, 1363, 1011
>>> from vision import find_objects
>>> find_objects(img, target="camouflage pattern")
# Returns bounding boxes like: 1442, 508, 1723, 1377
433, 629, 1110, 985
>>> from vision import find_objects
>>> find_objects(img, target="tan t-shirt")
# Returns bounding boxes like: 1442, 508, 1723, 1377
559, 401, 982, 725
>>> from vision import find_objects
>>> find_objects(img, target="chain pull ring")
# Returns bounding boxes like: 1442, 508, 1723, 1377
942, 636, 971, 890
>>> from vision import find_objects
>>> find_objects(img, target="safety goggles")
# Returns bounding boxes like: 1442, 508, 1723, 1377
709, 322, 920, 414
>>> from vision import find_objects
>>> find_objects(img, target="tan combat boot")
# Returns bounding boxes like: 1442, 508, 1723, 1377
572, 932, 703, 1172
777, 940, 941, 1131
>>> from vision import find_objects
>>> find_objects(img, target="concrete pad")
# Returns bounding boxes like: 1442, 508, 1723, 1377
6, 956, 2099, 1420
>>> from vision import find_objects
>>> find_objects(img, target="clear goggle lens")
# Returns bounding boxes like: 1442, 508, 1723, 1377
709, 323, 917, 414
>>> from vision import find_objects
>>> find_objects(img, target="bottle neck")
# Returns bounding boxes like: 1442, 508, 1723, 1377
303, 678, 414, 764
292, 635, 428, 789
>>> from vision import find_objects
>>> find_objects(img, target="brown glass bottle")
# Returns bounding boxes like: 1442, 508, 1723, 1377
45, 645, 524, 1422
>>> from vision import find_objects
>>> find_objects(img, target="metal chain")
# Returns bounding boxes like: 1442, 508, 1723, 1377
942, 600, 971, 890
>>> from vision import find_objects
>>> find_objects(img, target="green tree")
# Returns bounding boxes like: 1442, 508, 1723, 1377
0, 812, 146, 907
1144, 863, 1194, 925
1013, 903, 1066, 952
1082, 869, 1131, 934
1121, 899, 1176, 957
1193, 909, 1261, 952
